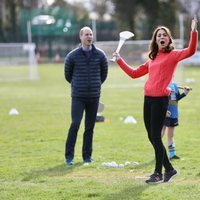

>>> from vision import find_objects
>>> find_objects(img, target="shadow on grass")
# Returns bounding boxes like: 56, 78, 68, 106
138, 159, 155, 169
102, 184, 153, 200
21, 159, 155, 182
21, 162, 83, 181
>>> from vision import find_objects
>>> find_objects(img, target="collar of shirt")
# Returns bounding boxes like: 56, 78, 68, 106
81, 45, 92, 52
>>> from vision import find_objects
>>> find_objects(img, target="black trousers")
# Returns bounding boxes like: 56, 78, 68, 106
65, 97, 99, 161
143, 96, 174, 174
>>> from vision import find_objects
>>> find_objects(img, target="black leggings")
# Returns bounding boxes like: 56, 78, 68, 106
143, 96, 174, 174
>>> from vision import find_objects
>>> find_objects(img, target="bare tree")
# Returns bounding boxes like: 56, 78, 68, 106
179, 0, 200, 16
178, 0, 200, 43
111, 0, 178, 39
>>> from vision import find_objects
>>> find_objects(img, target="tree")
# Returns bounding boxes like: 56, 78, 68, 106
111, 0, 179, 39
0, 0, 41, 42
179, 0, 200, 17
0, 0, 6, 42
179, 0, 200, 42
112, 0, 140, 34
0, 0, 19, 42
159, 0, 179, 36
141, 0, 160, 38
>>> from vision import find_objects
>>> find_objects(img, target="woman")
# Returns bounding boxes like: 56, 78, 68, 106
113, 18, 198, 183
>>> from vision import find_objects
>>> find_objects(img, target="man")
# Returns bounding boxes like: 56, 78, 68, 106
64, 26, 108, 165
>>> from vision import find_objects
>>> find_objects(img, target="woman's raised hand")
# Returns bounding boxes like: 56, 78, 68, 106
191, 15, 198, 31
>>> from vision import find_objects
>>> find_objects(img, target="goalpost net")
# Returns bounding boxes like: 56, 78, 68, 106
96, 39, 184, 84
0, 43, 39, 81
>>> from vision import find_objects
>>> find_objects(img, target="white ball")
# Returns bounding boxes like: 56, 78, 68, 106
118, 164, 124, 168
124, 161, 131, 166
133, 161, 139, 166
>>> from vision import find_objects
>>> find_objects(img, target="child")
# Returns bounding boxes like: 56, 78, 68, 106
162, 82, 190, 160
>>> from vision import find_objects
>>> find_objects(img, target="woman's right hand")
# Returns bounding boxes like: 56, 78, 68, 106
112, 52, 120, 61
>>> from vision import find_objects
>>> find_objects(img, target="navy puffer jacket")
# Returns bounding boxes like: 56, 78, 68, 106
64, 44, 108, 98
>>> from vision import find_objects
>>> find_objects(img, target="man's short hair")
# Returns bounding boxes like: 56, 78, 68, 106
79, 26, 92, 37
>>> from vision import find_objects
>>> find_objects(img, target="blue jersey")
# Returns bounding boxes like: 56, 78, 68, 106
168, 82, 186, 119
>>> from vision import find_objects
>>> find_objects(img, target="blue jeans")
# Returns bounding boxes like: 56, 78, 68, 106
65, 97, 99, 161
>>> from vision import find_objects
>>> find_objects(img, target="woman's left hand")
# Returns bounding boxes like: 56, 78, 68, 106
191, 16, 198, 31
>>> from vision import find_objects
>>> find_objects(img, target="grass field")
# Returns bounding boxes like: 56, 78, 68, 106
0, 63, 200, 200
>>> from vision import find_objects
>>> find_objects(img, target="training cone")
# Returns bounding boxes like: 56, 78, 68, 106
9, 108, 19, 115
123, 116, 137, 124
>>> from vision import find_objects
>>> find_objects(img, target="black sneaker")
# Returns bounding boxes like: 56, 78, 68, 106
145, 172, 163, 184
170, 155, 180, 160
164, 169, 178, 182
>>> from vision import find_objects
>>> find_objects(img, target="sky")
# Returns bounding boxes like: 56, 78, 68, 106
46, 0, 54, 4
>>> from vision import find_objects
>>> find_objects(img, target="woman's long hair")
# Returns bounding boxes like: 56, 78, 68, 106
148, 26, 175, 60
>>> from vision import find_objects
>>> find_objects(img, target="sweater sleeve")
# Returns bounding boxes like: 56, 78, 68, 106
117, 57, 149, 78
174, 31, 198, 61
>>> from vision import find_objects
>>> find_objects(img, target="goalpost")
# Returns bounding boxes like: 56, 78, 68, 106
0, 43, 39, 81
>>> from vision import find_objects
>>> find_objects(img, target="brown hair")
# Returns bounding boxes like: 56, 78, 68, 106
148, 26, 175, 60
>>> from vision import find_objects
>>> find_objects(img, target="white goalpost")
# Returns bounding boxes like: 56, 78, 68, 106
0, 43, 39, 81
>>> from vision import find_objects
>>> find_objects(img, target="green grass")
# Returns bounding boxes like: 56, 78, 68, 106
0, 64, 200, 200
0, 65, 31, 81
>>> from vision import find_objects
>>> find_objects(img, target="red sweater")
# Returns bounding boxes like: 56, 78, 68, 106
117, 31, 198, 97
